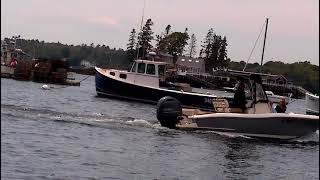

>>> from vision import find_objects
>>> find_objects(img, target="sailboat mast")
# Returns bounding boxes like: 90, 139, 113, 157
260, 18, 269, 66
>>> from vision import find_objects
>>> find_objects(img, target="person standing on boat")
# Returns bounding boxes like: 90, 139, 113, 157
275, 98, 287, 113
9, 58, 17, 68
233, 82, 247, 112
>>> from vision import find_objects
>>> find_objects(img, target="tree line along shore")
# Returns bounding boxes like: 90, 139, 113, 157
3, 19, 318, 94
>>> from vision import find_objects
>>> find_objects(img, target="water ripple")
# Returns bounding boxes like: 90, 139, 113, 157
1, 77, 319, 180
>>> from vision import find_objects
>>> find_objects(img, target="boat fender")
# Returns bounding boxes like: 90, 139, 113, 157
156, 96, 182, 129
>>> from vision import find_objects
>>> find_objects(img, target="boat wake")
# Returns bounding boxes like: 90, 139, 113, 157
291, 131, 319, 144
212, 130, 319, 144
125, 119, 157, 128
1, 103, 318, 144
208, 131, 253, 139
1, 103, 161, 132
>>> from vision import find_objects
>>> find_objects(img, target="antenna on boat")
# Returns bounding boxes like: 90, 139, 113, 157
136, 0, 146, 60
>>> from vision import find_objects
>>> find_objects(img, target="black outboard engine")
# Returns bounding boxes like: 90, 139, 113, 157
156, 96, 182, 129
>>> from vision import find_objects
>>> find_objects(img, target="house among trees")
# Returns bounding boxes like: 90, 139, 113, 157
176, 56, 205, 75
150, 51, 205, 75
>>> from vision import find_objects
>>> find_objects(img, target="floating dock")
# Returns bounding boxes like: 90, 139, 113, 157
2, 58, 80, 86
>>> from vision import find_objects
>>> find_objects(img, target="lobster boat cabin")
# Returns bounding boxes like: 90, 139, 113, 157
95, 59, 234, 110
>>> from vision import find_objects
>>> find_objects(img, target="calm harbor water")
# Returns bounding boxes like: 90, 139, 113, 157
1, 74, 319, 179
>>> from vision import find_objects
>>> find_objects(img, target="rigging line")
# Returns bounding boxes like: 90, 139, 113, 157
242, 20, 267, 71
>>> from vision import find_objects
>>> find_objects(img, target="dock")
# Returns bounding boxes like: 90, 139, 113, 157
2, 58, 80, 86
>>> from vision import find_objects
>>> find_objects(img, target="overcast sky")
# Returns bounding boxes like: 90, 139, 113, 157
1, 0, 319, 65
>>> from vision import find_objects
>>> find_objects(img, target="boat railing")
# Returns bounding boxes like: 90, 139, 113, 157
263, 82, 310, 94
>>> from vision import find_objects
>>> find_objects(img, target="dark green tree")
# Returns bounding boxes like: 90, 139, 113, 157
137, 18, 154, 58
165, 31, 189, 64
200, 28, 214, 72
61, 46, 70, 58
165, 25, 171, 36
126, 28, 137, 62
209, 34, 221, 69
187, 33, 197, 58
217, 36, 229, 68
199, 28, 214, 59
156, 24, 171, 52
200, 28, 229, 73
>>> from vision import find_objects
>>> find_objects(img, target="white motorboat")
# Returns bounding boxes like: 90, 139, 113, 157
305, 92, 319, 115
265, 91, 289, 104
156, 74, 319, 140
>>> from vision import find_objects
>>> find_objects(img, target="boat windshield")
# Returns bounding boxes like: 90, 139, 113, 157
255, 82, 268, 102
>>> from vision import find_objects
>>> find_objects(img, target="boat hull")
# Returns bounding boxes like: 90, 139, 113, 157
178, 113, 319, 140
95, 68, 233, 111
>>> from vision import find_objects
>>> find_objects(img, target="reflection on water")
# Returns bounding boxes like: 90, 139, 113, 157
224, 140, 260, 178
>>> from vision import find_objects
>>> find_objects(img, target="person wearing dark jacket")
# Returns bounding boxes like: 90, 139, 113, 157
233, 82, 247, 112
275, 98, 287, 113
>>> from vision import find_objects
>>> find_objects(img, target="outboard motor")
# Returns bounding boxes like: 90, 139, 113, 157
156, 96, 182, 129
